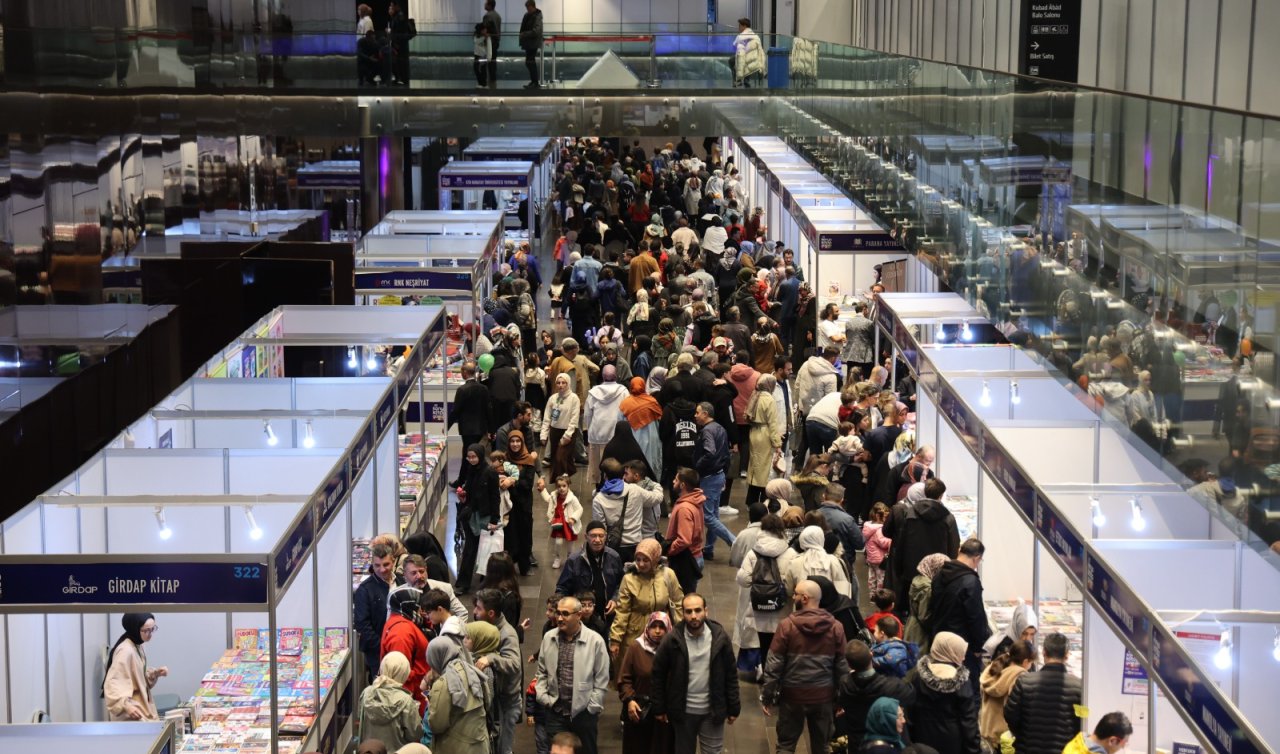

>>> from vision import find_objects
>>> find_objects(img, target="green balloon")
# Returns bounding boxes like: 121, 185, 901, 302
1173, 350, 1187, 367
477, 353, 495, 373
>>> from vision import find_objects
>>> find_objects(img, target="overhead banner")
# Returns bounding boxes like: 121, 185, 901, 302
1019, 0, 1082, 83
0, 560, 269, 609
439, 174, 529, 189
355, 270, 472, 292
817, 232, 904, 253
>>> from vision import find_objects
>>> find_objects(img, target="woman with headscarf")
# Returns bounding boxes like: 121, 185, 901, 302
619, 376, 664, 480
859, 697, 909, 753
981, 601, 1038, 662
617, 611, 674, 754
783, 525, 852, 599
744, 374, 784, 507
540, 372, 581, 482
359, 651, 422, 751
904, 552, 950, 651
426, 639, 492, 754
651, 318, 680, 366
628, 289, 655, 339
734, 513, 797, 663
791, 282, 817, 367
504, 430, 539, 576
978, 639, 1034, 749
764, 478, 796, 514
455, 443, 500, 594
906, 632, 982, 754
779, 505, 806, 544
103, 613, 166, 721
609, 538, 684, 664
810, 574, 869, 646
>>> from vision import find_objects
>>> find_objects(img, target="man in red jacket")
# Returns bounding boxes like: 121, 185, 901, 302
761, 579, 849, 754
665, 467, 706, 595
380, 586, 430, 715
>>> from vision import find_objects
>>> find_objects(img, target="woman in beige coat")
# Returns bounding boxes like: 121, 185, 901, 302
744, 374, 783, 507
103, 613, 167, 721
608, 538, 684, 663
979, 639, 1035, 747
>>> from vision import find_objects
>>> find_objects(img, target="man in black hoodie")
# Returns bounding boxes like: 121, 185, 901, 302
659, 381, 700, 501
836, 640, 915, 741
926, 537, 991, 695
882, 478, 960, 599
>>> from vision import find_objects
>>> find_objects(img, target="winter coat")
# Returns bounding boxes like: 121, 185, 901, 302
784, 539, 853, 599
732, 284, 767, 327
761, 608, 850, 705
728, 363, 760, 421
906, 660, 982, 754
651, 620, 742, 724
745, 391, 783, 487
733, 28, 766, 80
428, 664, 491, 754
837, 669, 916, 740
359, 683, 422, 752
611, 565, 685, 652
592, 481, 664, 549
794, 355, 839, 414
1003, 664, 1083, 754
882, 498, 960, 597
863, 521, 891, 566
903, 575, 935, 651
354, 573, 393, 664
871, 638, 920, 679
927, 561, 992, 655
817, 501, 865, 564
735, 533, 799, 637
542, 487, 584, 536
978, 662, 1028, 746
584, 382, 629, 446
535, 628, 611, 718
381, 614, 430, 714
791, 471, 829, 512
555, 547, 624, 604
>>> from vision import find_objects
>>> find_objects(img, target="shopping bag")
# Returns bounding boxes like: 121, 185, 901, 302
475, 528, 505, 573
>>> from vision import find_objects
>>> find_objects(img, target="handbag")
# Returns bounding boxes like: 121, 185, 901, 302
620, 694, 651, 725
475, 528, 505, 573
550, 522, 565, 536
605, 490, 630, 550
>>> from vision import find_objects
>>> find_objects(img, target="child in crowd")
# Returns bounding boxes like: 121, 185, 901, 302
862, 502, 893, 595
527, 595, 561, 665
525, 677, 549, 754
548, 268, 567, 320
827, 421, 864, 479
870, 615, 919, 679
865, 588, 897, 631
539, 474, 582, 569
490, 450, 518, 525
576, 591, 609, 640
471, 23, 491, 86
525, 351, 548, 418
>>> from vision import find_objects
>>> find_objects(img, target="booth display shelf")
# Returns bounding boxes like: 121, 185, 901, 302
180, 636, 349, 754
985, 599, 1084, 678
943, 494, 977, 542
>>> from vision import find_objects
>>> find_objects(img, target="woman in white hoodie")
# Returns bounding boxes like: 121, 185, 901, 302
783, 524, 853, 599
735, 514, 797, 662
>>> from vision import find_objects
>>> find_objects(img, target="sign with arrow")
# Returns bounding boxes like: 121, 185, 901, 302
1019, 1, 1082, 83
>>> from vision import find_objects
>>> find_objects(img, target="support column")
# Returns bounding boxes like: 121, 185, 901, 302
361, 135, 405, 230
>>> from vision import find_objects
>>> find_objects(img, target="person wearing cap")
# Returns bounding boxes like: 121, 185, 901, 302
555, 520, 623, 618
380, 586, 430, 715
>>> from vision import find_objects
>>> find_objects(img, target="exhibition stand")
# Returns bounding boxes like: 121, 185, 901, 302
725, 135, 910, 304
438, 160, 537, 234
0, 721, 175, 754
296, 161, 361, 242
875, 292, 1277, 754
0, 305, 452, 754
463, 138, 557, 237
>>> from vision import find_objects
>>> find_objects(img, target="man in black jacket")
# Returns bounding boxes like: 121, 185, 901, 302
451, 361, 491, 455
1003, 632, 1082, 754
518, 0, 543, 88
386, 2, 412, 85
926, 537, 991, 695
555, 521, 622, 617
882, 477, 960, 599
836, 639, 914, 740
352, 542, 396, 683
651, 593, 741, 754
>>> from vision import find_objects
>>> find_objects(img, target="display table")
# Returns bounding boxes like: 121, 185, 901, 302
943, 494, 977, 542
985, 599, 1084, 678
182, 634, 349, 754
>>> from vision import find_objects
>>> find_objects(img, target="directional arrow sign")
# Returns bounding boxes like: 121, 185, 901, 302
1031, 41, 1040, 50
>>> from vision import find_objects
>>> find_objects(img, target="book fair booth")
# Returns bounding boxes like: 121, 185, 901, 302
0, 720, 177, 754
875, 292, 1277, 754
0, 305, 454, 754
462, 137, 557, 237
437, 159, 538, 235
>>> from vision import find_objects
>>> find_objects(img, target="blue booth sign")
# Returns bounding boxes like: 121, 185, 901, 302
0, 560, 269, 608
1085, 553, 1149, 655
274, 508, 314, 592
315, 459, 350, 532
1151, 623, 1267, 754
355, 270, 472, 292
439, 174, 529, 189
1035, 499, 1085, 581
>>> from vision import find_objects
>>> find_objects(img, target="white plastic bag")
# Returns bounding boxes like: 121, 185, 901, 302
475, 528, 505, 574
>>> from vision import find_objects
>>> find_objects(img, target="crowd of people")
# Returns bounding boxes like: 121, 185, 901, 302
330, 136, 1148, 754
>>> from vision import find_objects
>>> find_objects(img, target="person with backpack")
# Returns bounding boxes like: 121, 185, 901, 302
426, 637, 494, 754
734, 513, 796, 663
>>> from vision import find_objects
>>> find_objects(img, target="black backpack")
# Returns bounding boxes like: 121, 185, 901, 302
749, 552, 787, 612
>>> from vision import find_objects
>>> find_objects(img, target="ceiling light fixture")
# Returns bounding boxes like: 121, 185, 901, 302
243, 506, 263, 541
960, 319, 974, 341
1090, 496, 1106, 527
979, 380, 992, 407
263, 420, 278, 447
302, 420, 316, 449
1010, 380, 1021, 405
1214, 629, 1233, 670
154, 506, 173, 540
347, 347, 358, 369
1130, 496, 1147, 532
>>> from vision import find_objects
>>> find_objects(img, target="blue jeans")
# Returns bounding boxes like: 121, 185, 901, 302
805, 420, 838, 460
700, 471, 735, 556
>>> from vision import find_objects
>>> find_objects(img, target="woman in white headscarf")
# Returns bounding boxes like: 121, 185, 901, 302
782, 525, 852, 599
981, 600, 1039, 661
426, 639, 491, 754
358, 651, 422, 752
